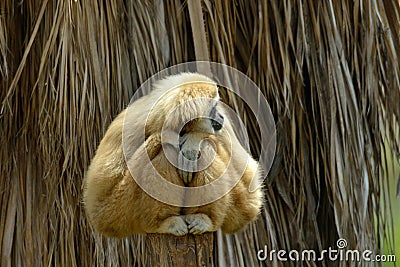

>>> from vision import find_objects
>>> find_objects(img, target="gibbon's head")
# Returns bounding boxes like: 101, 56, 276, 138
146, 73, 223, 134
145, 73, 227, 181
146, 73, 225, 139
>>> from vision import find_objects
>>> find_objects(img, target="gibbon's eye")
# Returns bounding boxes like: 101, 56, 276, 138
210, 106, 224, 131
211, 118, 223, 131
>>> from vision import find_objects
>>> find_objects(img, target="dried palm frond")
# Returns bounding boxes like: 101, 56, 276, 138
1, 0, 399, 266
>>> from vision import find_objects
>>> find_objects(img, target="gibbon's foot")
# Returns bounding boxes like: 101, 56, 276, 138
157, 216, 188, 236
185, 214, 213, 234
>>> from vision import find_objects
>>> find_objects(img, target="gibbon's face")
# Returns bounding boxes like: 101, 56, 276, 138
154, 81, 226, 184
177, 97, 225, 184
173, 84, 224, 153
178, 101, 224, 145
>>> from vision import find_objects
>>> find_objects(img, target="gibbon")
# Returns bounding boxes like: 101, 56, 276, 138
83, 73, 263, 237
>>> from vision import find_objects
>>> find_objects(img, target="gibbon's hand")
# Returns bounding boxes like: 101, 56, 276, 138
184, 213, 213, 234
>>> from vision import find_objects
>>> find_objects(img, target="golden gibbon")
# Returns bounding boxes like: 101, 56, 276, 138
83, 73, 263, 237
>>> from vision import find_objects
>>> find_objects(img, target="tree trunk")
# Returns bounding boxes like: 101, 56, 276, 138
145, 233, 214, 267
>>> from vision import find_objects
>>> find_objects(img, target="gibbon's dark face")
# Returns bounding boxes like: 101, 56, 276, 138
177, 102, 225, 184
178, 103, 225, 139
178, 104, 224, 185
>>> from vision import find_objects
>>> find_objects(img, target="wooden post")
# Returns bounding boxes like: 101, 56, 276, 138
145, 233, 214, 267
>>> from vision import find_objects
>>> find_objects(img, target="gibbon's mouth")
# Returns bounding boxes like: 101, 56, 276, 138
180, 149, 201, 160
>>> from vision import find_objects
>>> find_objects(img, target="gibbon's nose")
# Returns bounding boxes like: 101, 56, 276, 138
178, 133, 203, 177
179, 135, 201, 161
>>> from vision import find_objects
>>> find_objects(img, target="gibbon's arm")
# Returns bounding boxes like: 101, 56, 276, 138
83, 109, 163, 236
84, 110, 127, 204
219, 122, 264, 233
221, 158, 263, 233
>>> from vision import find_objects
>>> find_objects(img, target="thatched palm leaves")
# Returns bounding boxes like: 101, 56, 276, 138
1, 0, 399, 266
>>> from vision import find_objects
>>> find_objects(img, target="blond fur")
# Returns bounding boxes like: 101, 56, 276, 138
83, 73, 263, 237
